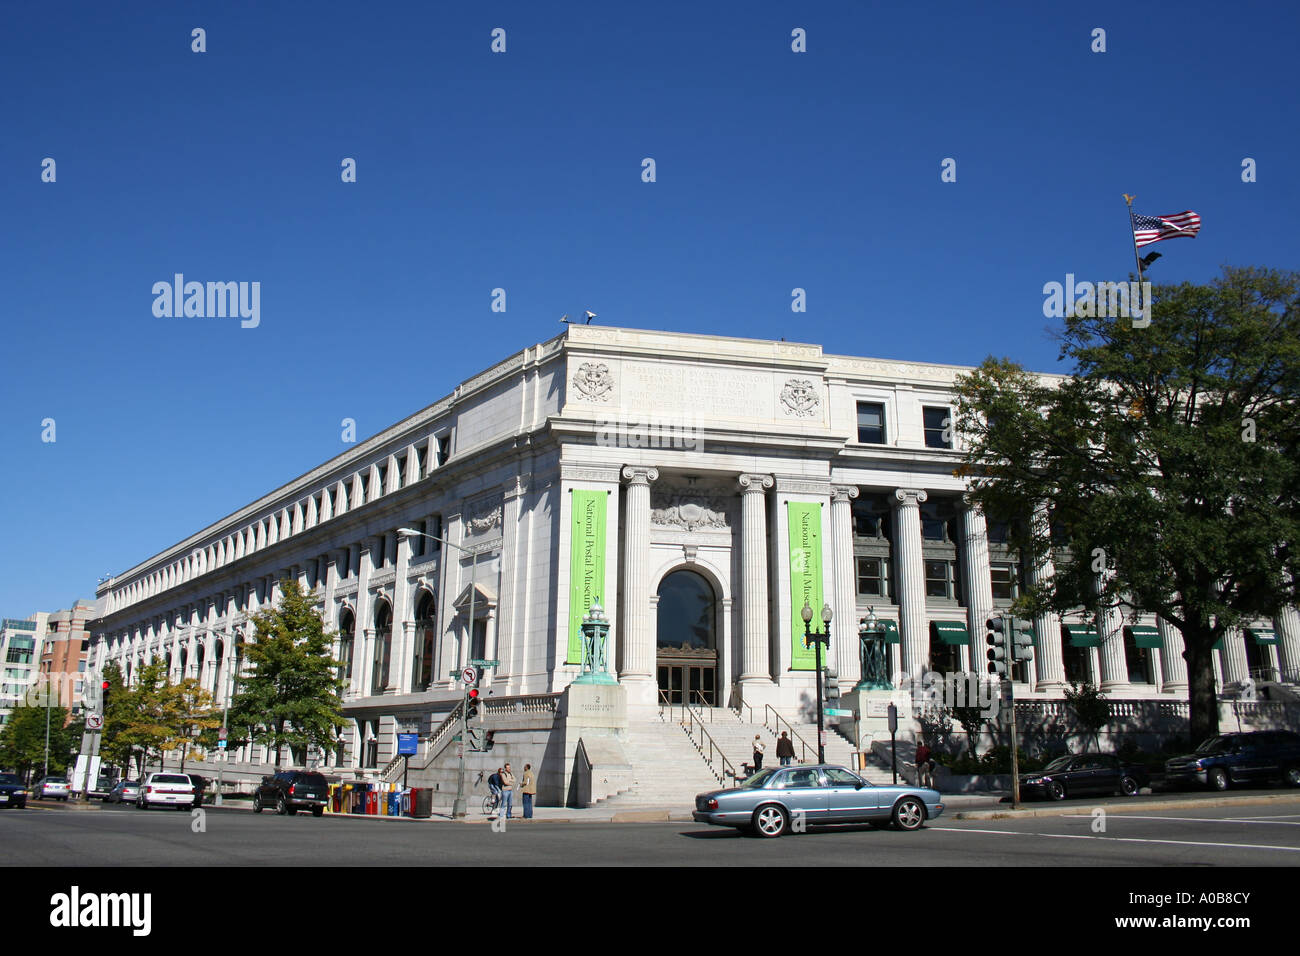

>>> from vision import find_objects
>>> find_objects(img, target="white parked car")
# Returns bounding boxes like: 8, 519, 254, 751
136, 773, 195, 810
35, 778, 70, 801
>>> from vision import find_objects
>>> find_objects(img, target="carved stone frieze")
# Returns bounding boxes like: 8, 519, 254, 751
651, 488, 733, 531
572, 362, 614, 403
780, 378, 821, 417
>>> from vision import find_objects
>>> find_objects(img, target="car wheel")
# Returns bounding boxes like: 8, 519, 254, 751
1120, 776, 1140, 797
312, 806, 324, 818
752, 804, 789, 838
276, 796, 288, 816
1208, 767, 1230, 792
1047, 780, 1067, 801
253, 794, 263, 813
1282, 766, 1300, 788
892, 797, 926, 831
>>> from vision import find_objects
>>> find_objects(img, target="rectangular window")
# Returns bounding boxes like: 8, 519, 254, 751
377, 463, 388, 495
856, 402, 886, 444
854, 513, 881, 537
991, 563, 1018, 601
436, 434, 451, 466
413, 520, 427, 558
416, 445, 428, 480
922, 517, 947, 541
925, 560, 952, 599
6, 647, 31, 665
987, 522, 1010, 544
395, 455, 406, 489
77, 660, 86, 672
856, 557, 885, 597
923, 406, 953, 449
431, 515, 443, 550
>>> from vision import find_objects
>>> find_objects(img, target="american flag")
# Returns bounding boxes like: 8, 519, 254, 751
1131, 210, 1201, 248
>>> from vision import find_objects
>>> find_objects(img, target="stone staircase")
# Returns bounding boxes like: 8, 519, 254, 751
595, 708, 897, 808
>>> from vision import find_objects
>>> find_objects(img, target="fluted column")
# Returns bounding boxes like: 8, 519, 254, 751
1097, 585, 1130, 692
620, 466, 659, 690
353, 544, 373, 697
1220, 626, 1250, 686
393, 532, 413, 693
960, 502, 994, 678
1157, 616, 1188, 693
1027, 503, 1065, 691
829, 485, 859, 684
1276, 605, 1300, 683
892, 488, 929, 684
738, 473, 775, 685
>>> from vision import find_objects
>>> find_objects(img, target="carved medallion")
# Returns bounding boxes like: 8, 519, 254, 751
572, 362, 614, 403
780, 378, 821, 417
651, 490, 731, 531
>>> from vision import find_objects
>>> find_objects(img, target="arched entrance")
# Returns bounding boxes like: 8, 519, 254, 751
656, 569, 718, 706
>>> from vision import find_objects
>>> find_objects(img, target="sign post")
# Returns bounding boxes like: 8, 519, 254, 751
887, 703, 898, 785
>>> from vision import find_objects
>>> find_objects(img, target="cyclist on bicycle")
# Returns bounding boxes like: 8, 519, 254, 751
487, 767, 504, 811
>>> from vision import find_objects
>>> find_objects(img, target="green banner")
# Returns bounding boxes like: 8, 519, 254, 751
787, 502, 825, 670
567, 489, 607, 664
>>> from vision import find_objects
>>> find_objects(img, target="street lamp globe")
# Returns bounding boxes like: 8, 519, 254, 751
821, 603, 833, 625
801, 600, 813, 624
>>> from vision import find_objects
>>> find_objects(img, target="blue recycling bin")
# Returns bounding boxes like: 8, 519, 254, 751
387, 791, 401, 816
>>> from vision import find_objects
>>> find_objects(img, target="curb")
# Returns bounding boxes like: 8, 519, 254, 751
954, 792, 1300, 820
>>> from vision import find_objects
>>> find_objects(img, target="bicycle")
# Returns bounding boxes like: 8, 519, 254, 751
482, 790, 502, 815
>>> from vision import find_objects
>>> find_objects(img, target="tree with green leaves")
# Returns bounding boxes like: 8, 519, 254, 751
227, 579, 344, 768
163, 678, 220, 771
114, 658, 182, 774
0, 702, 80, 783
953, 266, 1300, 746
98, 661, 139, 776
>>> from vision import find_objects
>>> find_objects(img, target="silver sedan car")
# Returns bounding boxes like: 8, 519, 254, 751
693, 764, 944, 838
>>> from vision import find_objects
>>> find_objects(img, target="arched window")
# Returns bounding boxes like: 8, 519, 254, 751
338, 609, 355, 690
372, 602, 393, 693
656, 570, 716, 650
413, 591, 436, 691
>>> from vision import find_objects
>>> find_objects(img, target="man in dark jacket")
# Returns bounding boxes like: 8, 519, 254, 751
776, 732, 797, 766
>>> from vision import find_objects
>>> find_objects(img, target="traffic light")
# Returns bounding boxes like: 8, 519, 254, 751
101, 680, 111, 711
986, 618, 1008, 677
1010, 617, 1036, 662
465, 687, 480, 722
484, 730, 495, 751
823, 666, 841, 703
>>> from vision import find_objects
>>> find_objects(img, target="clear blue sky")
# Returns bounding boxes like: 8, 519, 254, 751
2, 1, 1297, 615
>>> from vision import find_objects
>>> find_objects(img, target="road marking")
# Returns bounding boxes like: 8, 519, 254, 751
930, 826, 1300, 853
1060, 813, 1300, 827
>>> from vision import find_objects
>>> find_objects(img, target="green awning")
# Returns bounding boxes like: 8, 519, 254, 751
1126, 624, 1162, 649
881, 619, 900, 645
1063, 624, 1100, 648
1248, 628, 1278, 645
932, 620, 970, 645
1211, 636, 1224, 650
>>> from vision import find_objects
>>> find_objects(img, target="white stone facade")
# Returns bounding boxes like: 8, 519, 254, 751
89, 326, 1300, 771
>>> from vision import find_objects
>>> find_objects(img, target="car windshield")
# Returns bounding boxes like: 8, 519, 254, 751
1195, 736, 1231, 755
737, 769, 779, 789
0, 774, 20, 785
1043, 756, 1073, 771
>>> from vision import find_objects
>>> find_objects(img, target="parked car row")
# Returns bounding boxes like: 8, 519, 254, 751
0, 773, 28, 808
135, 773, 207, 810
1164, 730, 1300, 791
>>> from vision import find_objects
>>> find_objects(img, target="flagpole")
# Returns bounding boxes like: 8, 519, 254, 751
1123, 193, 1144, 283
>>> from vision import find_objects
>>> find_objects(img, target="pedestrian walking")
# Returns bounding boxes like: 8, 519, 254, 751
776, 731, 796, 766
487, 767, 503, 813
521, 763, 536, 819
501, 762, 516, 819
752, 735, 766, 771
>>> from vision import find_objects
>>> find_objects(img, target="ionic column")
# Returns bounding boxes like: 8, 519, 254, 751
960, 502, 994, 678
1157, 616, 1188, 694
738, 474, 775, 685
1220, 626, 1250, 686
1097, 590, 1130, 692
353, 544, 373, 696
829, 484, 859, 685
393, 532, 413, 693
1276, 606, 1300, 684
1027, 503, 1065, 691
620, 466, 659, 688
892, 488, 929, 684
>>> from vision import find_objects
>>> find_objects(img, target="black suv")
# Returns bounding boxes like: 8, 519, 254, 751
253, 771, 329, 816
185, 773, 207, 808
1165, 730, 1300, 791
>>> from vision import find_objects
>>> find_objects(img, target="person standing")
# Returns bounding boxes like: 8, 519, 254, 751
501, 763, 516, 819
776, 731, 796, 766
915, 742, 933, 788
752, 735, 766, 771
521, 763, 536, 819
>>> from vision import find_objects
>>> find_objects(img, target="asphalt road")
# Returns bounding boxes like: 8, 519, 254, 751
4, 797, 1300, 867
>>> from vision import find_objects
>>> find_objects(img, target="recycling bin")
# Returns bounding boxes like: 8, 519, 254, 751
411, 787, 434, 818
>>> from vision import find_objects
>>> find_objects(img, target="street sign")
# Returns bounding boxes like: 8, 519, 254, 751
397, 733, 418, 756
85, 714, 103, 730
218, 726, 228, 740
470, 659, 500, 668
461, 666, 479, 684
218, 739, 227, 749
824, 708, 854, 717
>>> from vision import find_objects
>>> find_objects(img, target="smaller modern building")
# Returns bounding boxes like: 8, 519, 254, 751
38, 601, 98, 717
1, 617, 44, 726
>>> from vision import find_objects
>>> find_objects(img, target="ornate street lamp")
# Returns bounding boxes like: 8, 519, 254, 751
856, 607, 889, 690
801, 599, 832, 763
575, 597, 617, 685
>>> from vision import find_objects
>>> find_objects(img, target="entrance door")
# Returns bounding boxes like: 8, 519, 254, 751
656, 661, 717, 706
656, 569, 719, 707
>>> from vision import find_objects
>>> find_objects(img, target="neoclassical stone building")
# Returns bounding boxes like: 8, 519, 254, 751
89, 326, 1300, 781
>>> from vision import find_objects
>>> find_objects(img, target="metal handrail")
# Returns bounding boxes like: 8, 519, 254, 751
679, 705, 738, 785
731, 699, 754, 723
764, 704, 816, 764
688, 689, 714, 718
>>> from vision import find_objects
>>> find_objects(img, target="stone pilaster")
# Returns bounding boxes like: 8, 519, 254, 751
353, 544, 373, 697
892, 488, 929, 684
738, 473, 775, 686
1220, 626, 1250, 686
619, 466, 659, 700
393, 532, 412, 693
1276, 605, 1300, 683
960, 502, 994, 679
829, 484, 859, 684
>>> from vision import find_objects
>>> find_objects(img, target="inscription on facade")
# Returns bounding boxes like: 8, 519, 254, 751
622, 363, 771, 419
